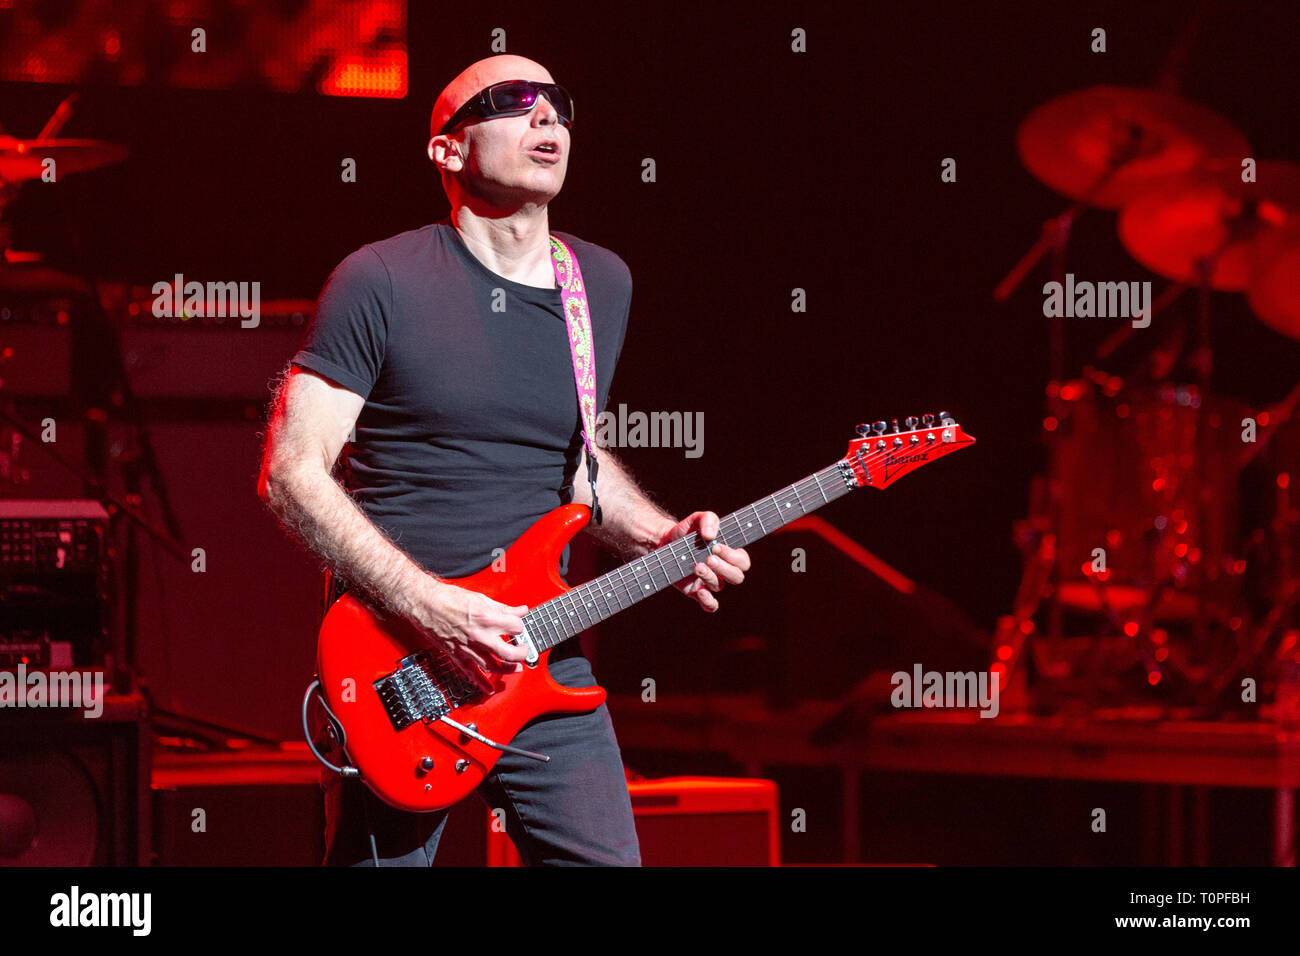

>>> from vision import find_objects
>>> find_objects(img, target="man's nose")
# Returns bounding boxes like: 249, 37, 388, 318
532, 93, 560, 124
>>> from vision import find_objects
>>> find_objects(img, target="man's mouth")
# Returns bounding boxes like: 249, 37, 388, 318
528, 141, 561, 161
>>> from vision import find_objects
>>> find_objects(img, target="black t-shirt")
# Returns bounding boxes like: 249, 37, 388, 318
292, 219, 631, 581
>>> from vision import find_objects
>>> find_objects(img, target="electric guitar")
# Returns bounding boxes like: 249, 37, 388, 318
308, 413, 975, 811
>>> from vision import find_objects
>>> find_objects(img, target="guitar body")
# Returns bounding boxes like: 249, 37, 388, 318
315, 503, 605, 813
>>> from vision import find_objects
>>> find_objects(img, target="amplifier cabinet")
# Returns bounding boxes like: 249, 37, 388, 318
0, 694, 150, 866
487, 776, 781, 867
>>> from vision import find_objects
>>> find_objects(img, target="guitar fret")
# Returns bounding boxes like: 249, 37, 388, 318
652, 545, 675, 587
589, 583, 611, 621
608, 564, 630, 611
592, 589, 607, 623
613, 567, 634, 613
526, 610, 553, 651
555, 590, 579, 632
570, 588, 593, 631
536, 615, 555, 651
634, 555, 656, 595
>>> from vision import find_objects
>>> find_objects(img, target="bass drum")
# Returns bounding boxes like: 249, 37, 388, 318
1053, 379, 1246, 619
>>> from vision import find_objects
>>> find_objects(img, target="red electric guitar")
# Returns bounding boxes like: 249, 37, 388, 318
307, 413, 975, 811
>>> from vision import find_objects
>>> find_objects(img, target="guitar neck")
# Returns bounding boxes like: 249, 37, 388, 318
523, 460, 856, 651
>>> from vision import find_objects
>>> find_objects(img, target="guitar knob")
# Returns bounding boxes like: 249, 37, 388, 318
922, 413, 935, 427
872, 421, 888, 435
455, 759, 470, 774
419, 756, 434, 773
904, 416, 919, 430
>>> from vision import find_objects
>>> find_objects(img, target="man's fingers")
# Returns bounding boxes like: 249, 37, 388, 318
707, 554, 744, 586
490, 609, 528, 635
475, 633, 531, 663
481, 654, 525, 675
713, 544, 751, 572
693, 562, 721, 592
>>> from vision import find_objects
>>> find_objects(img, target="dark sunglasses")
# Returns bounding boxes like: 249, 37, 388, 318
439, 80, 575, 136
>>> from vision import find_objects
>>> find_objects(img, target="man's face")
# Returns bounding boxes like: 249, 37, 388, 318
431, 59, 571, 207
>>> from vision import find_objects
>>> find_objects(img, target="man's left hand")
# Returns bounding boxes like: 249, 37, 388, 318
658, 511, 751, 612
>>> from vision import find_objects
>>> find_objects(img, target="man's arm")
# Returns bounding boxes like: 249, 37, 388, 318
570, 448, 750, 612
570, 447, 675, 559
258, 366, 530, 680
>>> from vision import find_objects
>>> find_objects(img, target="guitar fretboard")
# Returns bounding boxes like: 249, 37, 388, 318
520, 461, 854, 652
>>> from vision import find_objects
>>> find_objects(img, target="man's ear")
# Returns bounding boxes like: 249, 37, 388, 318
428, 135, 464, 172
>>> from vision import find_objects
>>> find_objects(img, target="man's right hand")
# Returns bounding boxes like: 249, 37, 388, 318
259, 368, 532, 694
410, 579, 532, 691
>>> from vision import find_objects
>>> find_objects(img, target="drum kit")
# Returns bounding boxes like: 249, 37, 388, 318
0, 97, 193, 700
0, 93, 125, 300
990, 85, 1300, 716
0, 94, 130, 488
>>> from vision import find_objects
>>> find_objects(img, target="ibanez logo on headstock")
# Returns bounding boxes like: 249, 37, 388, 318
844, 411, 975, 489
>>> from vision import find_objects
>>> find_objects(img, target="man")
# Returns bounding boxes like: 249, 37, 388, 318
258, 54, 750, 866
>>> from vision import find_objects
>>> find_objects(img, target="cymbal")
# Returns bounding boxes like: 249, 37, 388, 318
1248, 235, 1300, 340
1118, 160, 1300, 290
1017, 85, 1249, 210
0, 136, 127, 183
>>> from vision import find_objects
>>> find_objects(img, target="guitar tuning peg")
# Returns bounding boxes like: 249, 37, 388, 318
890, 419, 901, 433
872, 421, 888, 435
938, 410, 953, 425
856, 423, 871, 437
922, 413, 935, 427
904, 416, 919, 430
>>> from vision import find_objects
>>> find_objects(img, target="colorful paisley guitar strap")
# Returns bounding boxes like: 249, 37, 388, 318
549, 235, 602, 525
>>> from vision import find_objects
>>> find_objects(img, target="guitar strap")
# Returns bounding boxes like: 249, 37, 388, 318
549, 235, 603, 525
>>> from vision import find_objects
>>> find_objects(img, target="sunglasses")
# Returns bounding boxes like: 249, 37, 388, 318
439, 80, 575, 136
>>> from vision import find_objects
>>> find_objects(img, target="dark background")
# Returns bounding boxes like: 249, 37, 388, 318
3, 0, 1299, 744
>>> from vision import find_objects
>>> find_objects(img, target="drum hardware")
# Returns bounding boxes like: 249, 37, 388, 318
994, 77, 1300, 714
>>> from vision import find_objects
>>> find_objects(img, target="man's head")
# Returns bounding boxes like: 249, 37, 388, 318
428, 55, 571, 210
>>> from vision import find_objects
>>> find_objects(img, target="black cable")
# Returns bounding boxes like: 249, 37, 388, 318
300, 679, 359, 779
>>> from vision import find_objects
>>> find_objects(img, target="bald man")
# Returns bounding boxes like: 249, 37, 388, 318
259, 55, 749, 866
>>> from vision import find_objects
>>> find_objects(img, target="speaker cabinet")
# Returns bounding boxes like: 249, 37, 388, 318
0, 694, 150, 865
152, 748, 489, 866
488, 776, 781, 866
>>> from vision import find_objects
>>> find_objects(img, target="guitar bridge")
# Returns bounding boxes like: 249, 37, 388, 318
374, 651, 468, 732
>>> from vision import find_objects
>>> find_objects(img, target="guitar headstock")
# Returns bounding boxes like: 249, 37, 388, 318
842, 412, 975, 490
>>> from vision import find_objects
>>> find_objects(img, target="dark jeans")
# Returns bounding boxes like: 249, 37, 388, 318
320, 652, 641, 866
